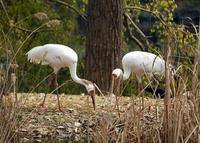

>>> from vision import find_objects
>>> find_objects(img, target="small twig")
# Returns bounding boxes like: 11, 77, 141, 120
164, 34, 172, 143
0, 0, 10, 21
12, 25, 53, 33
124, 13, 150, 50
8, 108, 37, 143
124, 6, 170, 32
53, 0, 87, 22
124, 14, 145, 51
184, 126, 199, 143
94, 83, 105, 96
29, 72, 53, 93
50, 80, 72, 94
115, 79, 121, 117
11, 23, 47, 64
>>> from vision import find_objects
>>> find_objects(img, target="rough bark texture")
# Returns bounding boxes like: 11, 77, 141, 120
86, 0, 123, 92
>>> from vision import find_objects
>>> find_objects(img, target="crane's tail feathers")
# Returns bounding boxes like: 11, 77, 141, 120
26, 46, 48, 65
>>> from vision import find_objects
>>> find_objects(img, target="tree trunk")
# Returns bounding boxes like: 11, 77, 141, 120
86, 0, 123, 92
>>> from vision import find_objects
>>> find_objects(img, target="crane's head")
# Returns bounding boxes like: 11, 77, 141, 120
110, 68, 123, 94
82, 80, 96, 110
112, 68, 123, 79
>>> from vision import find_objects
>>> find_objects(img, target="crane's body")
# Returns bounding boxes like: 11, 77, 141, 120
27, 44, 77, 73
26, 44, 95, 111
111, 51, 166, 98
120, 51, 165, 82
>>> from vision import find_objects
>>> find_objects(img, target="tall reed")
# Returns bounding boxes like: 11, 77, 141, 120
91, 27, 200, 143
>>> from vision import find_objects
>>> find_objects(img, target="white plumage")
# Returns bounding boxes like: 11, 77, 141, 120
112, 51, 165, 82
27, 44, 77, 71
26, 44, 96, 111
111, 51, 166, 96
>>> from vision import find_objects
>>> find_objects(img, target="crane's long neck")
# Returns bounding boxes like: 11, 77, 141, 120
69, 63, 95, 109
122, 67, 131, 80
69, 63, 88, 87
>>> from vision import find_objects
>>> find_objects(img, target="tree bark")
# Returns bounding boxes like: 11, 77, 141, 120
86, 0, 123, 92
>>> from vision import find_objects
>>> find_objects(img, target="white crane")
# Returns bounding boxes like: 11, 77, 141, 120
26, 44, 96, 111
111, 51, 166, 99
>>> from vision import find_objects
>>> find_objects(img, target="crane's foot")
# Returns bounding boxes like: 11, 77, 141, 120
54, 107, 65, 113
35, 106, 47, 112
37, 102, 46, 108
35, 102, 47, 111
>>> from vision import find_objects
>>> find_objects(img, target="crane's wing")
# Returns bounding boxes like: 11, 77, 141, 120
26, 44, 78, 68
26, 46, 49, 65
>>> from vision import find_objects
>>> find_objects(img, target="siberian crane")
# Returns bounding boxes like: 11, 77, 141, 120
26, 44, 96, 111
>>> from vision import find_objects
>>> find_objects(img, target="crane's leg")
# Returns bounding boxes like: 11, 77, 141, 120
39, 94, 47, 107
53, 73, 63, 112
37, 73, 54, 109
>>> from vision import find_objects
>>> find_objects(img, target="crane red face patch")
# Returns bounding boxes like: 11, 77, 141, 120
112, 74, 118, 80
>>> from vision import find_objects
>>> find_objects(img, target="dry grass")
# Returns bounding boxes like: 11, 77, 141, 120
0, 98, 19, 143
2, 93, 163, 140
0, 22, 199, 143
90, 83, 199, 143
0, 74, 19, 143
1, 62, 200, 143
0, 76, 199, 143
89, 27, 200, 143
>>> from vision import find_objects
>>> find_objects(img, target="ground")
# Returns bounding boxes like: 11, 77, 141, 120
12, 93, 163, 142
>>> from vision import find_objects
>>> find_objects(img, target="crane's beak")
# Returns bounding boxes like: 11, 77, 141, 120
89, 90, 95, 110
110, 74, 117, 95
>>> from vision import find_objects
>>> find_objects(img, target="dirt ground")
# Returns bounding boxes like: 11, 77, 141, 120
12, 93, 163, 142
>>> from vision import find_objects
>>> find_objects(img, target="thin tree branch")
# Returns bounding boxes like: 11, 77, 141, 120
125, 13, 146, 38
11, 23, 47, 63
124, 13, 150, 51
0, 0, 10, 21
53, 0, 87, 22
124, 14, 145, 51
12, 25, 53, 33
124, 6, 170, 32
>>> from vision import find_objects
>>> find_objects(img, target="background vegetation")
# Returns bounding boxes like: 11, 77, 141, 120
0, 0, 200, 143
0, 0, 199, 95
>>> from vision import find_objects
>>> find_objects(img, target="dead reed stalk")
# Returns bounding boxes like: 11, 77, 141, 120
91, 25, 200, 143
